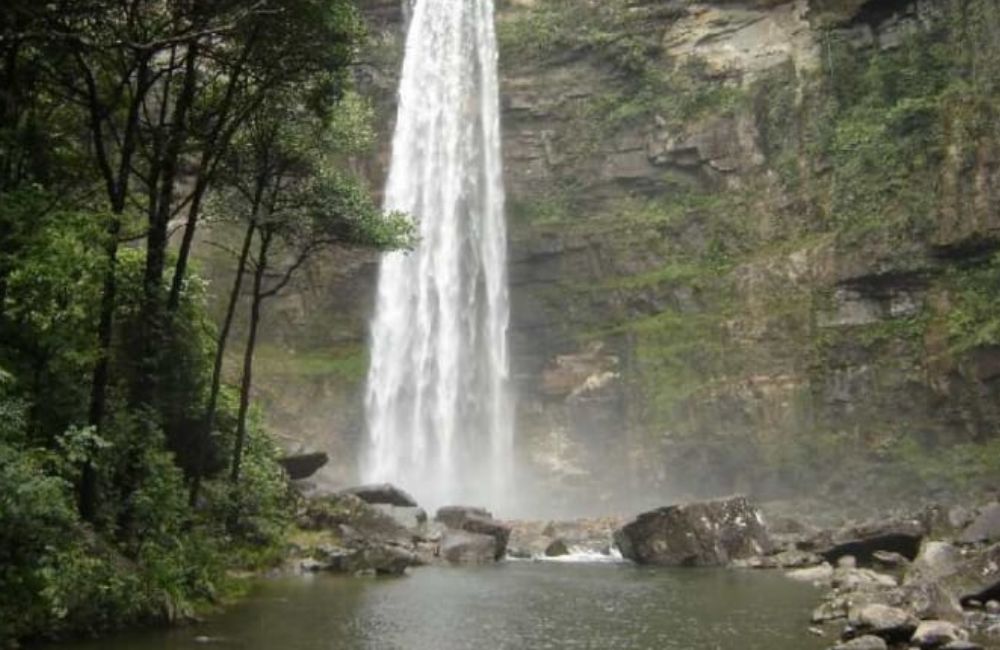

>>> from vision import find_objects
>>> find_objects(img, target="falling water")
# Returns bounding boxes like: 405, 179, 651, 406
362, 0, 513, 511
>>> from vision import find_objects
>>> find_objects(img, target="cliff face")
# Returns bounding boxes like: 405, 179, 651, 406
204, 0, 1000, 511
497, 0, 1000, 511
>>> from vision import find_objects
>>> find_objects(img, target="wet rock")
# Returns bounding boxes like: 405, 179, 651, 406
847, 603, 918, 642
789, 562, 835, 584
298, 493, 410, 543
355, 544, 421, 576
435, 506, 511, 560
312, 544, 356, 572
907, 541, 962, 584
439, 530, 497, 565
958, 503, 1000, 545
339, 483, 418, 508
953, 544, 1000, 607
832, 635, 888, 650
832, 567, 898, 590
278, 452, 329, 480
614, 496, 772, 567
435, 505, 493, 527
911, 620, 967, 648
304, 541, 421, 576
899, 580, 963, 621
987, 600, 1000, 614
872, 550, 910, 569
371, 504, 427, 530
810, 518, 925, 565
813, 596, 849, 623
545, 539, 570, 557
741, 549, 823, 569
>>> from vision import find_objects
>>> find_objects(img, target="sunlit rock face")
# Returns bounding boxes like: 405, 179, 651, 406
199, 0, 1000, 514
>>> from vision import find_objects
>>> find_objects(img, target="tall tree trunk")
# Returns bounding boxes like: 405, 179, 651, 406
230, 229, 270, 484
137, 43, 199, 406
81, 217, 120, 520
189, 219, 256, 505
79, 53, 149, 521
166, 179, 207, 312
167, 29, 260, 313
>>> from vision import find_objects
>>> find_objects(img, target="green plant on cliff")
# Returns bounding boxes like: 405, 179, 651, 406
944, 253, 1000, 354
815, 10, 1000, 240
496, 0, 670, 68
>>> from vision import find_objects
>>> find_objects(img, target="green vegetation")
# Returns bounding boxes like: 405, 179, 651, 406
256, 344, 369, 383
0, 1, 409, 646
944, 254, 1000, 354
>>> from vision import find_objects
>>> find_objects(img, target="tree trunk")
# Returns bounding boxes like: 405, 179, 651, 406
167, 30, 259, 313
230, 229, 270, 484
166, 178, 207, 312
136, 43, 199, 406
189, 219, 256, 505
79, 53, 149, 521
81, 217, 120, 520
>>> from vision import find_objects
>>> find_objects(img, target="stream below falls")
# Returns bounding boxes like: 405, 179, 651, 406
45, 562, 826, 650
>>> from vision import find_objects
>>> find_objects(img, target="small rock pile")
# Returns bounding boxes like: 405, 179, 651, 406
288, 483, 512, 576
743, 501, 1000, 650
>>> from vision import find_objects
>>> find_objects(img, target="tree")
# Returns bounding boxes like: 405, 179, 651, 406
190, 98, 410, 493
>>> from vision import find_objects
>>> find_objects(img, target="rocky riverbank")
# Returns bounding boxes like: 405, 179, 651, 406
285, 483, 513, 575
737, 501, 1000, 650
283, 480, 1000, 650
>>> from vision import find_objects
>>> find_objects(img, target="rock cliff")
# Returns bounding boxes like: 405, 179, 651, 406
196, 0, 1000, 514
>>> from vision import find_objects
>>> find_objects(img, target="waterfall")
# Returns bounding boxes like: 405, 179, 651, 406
362, 0, 513, 511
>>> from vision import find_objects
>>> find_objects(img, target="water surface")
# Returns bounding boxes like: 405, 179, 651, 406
50, 562, 825, 650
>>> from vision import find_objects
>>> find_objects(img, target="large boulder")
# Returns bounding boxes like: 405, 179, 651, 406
277, 451, 328, 480
613, 496, 772, 567
339, 483, 418, 508
439, 530, 498, 565
435, 506, 511, 560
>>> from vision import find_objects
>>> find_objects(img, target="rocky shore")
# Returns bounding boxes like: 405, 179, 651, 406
286, 483, 513, 576
754, 502, 1000, 650
285, 477, 1000, 650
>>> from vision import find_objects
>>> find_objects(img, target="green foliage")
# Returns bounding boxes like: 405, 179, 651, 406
0, 200, 293, 647
256, 343, 368, 382
890, 435, 1000, 495
944, 254, 1000, 354
0, 0, 385, 644
814, 17, 999, 240
497, 0, 681, 71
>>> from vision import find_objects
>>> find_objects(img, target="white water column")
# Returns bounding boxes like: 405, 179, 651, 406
363, 0, 513, 511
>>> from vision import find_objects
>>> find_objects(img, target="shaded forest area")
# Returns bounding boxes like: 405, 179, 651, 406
0, 1, 407, 645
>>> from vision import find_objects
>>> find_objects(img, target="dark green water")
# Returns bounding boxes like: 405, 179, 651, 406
47, 562, 826, 650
